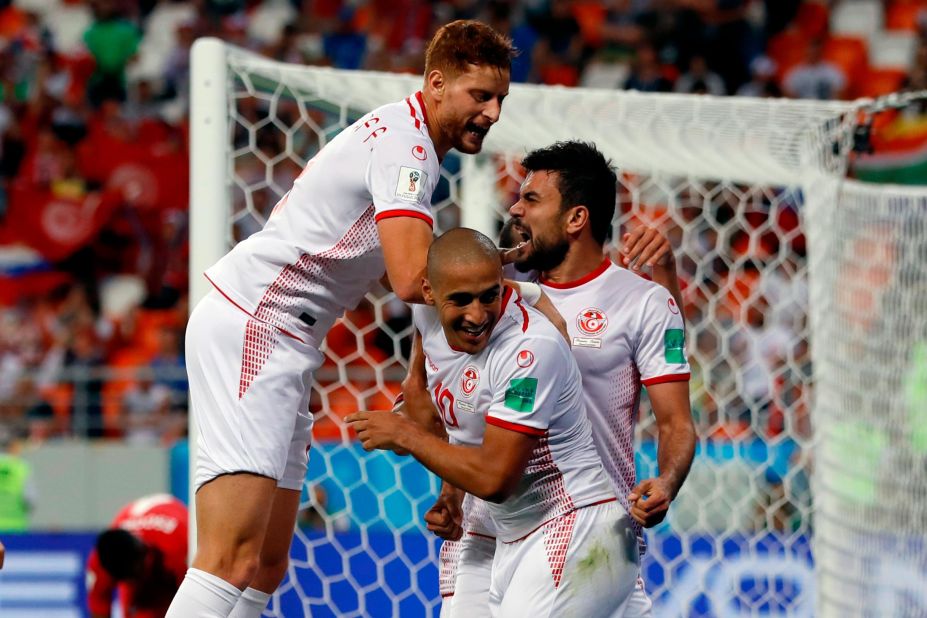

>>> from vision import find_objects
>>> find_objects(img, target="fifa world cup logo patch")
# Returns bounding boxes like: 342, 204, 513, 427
395, 166, 428, 203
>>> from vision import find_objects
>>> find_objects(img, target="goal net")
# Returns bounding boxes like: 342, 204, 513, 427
190, 38, 927, 616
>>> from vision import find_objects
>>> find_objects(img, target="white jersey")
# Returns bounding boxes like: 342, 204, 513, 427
541, 258, 691, 548
412, 287, 616, 543
206, 92, 439, 347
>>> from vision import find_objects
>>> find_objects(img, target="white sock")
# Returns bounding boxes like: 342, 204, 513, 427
228, 586, 272, 618
166, 568, 242, 617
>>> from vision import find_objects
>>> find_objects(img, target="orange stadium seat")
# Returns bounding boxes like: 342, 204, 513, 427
572, 1, 607, 46
823, 35, 869, 87
858, 67, 908, 97
794, 2, 830, 40
768, 29, 810, 81
886, 1, 927, 32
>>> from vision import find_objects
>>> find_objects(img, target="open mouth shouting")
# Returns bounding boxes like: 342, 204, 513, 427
465, 122, 490, 144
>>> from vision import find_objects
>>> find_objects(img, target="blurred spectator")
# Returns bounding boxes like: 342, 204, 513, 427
149, 326, 187, 410
623, 43, 672, 91
63, 328, 106, 438
83, 0, 142, 106
783, 38, 846, 100
736, 55, 781, 98
121, 371, 171, 445
675, 54, 726, 95
323, 7, 366, 70
530, 0, 583, 85
0, 431, 36, 531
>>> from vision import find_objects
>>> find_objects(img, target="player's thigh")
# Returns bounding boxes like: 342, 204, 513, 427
187, 290, 321, 487
448, 534, 496, 618
194, 472, 278, 558
260, 487, 302, 563
493, 504, 638, 618
551, 502, 639, 618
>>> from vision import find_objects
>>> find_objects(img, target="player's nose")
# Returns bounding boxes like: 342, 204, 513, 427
482, 99, 501, 124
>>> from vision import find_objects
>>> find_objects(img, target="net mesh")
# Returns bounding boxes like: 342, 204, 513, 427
201, 43, 927, 616
805, 179, 927, 617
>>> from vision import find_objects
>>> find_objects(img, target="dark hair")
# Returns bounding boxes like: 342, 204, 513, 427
520, 141, 617, 245
96, 528, 146, 581
425, 20, 516, 76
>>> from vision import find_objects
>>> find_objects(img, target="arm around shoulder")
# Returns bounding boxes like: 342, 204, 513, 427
377, 216, 433, 303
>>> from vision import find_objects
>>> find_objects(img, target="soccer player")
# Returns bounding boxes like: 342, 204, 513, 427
347, 228, 639, 615
425, 141, 695, 616
86, 494, 188, 618
168, 20, 537, 618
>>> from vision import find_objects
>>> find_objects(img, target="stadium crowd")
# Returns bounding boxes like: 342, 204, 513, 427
0, 0, 924, 537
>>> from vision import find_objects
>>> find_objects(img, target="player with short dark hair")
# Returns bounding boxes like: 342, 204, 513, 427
348, 228, 640, 615
86, 494, 188, 618
429, 141, 695, 616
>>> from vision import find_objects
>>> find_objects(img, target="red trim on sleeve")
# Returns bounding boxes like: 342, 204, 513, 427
540, 258, 611, 289
415, 91, 429, 126
642, 372, 691, 386
374, 210, 434, 227
467, 531, 497, 541
486, 416, 546, 436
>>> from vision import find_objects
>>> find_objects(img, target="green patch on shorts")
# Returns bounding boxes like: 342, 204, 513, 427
504, 378, 537, 412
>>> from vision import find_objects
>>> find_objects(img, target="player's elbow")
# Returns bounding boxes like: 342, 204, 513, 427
473, 472, 519, 504
391, 279, 424, 303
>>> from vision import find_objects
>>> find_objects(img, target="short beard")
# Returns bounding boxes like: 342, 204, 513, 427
520, 236, 570, 273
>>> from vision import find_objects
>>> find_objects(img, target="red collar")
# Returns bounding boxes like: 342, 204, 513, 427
540, 258, 611, 289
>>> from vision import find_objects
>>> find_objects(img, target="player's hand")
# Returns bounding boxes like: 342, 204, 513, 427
500, 241, 528, 265
621, 227, 675, 271
627, 477, 673, 528
424, 489, 464, 541
345, 410, 410, 454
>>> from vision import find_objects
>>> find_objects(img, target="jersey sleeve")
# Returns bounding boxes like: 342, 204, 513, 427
367, 129, 438, 227
635, 287, 691, 386
485, 335, 567, 437
86, 548, 115, 616
410, 304, 440, 336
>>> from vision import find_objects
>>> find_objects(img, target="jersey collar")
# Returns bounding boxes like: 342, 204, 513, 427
540, 258, 611, 289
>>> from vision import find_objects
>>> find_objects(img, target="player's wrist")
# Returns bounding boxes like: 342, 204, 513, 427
515, 281, 542, 305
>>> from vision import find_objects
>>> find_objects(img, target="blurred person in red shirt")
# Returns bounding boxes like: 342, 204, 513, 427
86, 493, 188, 618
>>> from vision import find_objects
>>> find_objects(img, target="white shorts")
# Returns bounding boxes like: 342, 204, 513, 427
187, 289, 322, 491
489, 501, 639, 618
445, 532, 496, 618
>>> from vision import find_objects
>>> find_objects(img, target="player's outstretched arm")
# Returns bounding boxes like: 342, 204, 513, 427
621, 226, 684, 315
346, 411, 536, 503
627, 380, 695, 527
377, 216, 433, 303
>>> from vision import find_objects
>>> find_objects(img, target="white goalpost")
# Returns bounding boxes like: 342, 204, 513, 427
189, 38, 927, 616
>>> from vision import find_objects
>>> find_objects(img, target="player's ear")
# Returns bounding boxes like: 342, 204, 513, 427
422, 278, 436, 305
564, 205, 589, 236
426, 70, 446, 100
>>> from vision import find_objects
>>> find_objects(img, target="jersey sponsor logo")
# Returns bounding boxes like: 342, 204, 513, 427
577, 307, 608, 336
668, 297, 680, 315
425, 354, 438, 373
461, 365, 479, 397
664, 329, 686, 363
504, 377, 537, 412
395, 166, 428, 203
412, 144, 428, 161
516, 349, 535, 368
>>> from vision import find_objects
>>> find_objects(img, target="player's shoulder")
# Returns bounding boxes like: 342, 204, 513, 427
493, 298, 571, 364
600, 262, 673, 307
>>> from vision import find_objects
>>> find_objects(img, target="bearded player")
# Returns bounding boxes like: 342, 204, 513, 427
422, 141, 695, 616
348, 228, 639, 616
166, 21, 554, 617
